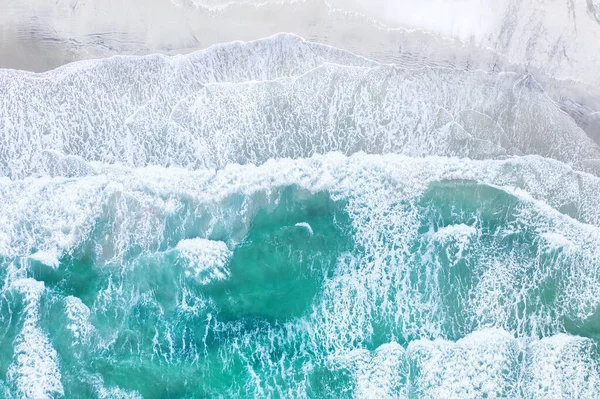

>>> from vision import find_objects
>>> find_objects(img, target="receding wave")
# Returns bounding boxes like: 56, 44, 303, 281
2, 35, 599, 180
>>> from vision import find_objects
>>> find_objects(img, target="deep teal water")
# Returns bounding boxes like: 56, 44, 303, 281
1, 178, 599, 398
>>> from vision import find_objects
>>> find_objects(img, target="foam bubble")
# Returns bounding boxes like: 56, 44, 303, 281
28, 249, 60, 269
175, 238, 232, 284
294, 222, 314, 235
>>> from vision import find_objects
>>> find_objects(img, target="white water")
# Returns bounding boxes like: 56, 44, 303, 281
175, 238, 231, 283
2, 35, 599, 181
7, 279, 64, 399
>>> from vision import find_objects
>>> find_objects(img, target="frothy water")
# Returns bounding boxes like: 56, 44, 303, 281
1, 30, 600, 399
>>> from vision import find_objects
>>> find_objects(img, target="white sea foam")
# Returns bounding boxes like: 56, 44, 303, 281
7, 279, 64, 399
2, 153, 600, 283
175, 238, 232, 284
294, 222, 314, 235
64, 296, 94, 345
320, 329, 600, 398
332, 342, 407, 398
432, 224, 478, 240
540, 232, 573, 250
28, 249, 60, 269
0, 35, 372, 180
524, 334, 600, 398
2, 35, 599, 181
90, 374, 143, 399
431, 224, 478, 267
406, 329, 600, 398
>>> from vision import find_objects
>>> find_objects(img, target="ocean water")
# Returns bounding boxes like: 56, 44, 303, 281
2, 28, 600, 399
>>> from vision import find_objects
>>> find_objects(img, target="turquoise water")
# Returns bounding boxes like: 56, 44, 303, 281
1, 159, 599, 398
1, 187, 357, 398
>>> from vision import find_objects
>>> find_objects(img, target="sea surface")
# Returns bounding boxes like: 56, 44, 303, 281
1, 2, 600, 398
